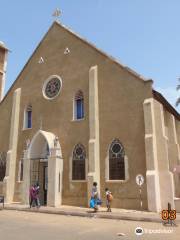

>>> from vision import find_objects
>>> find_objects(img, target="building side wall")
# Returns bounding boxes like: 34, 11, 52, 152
98, 61, 152, 209
164, 108, 180, 198
143, 98, 179, 211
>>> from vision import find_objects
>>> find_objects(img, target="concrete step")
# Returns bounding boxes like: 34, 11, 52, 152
4, 202, 22, 205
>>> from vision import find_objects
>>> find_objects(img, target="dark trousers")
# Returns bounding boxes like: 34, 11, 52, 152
29, 197, 38, 208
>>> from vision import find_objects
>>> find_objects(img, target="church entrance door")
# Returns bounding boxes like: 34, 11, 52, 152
30, 158, 48, 206
23, 130, 63, 207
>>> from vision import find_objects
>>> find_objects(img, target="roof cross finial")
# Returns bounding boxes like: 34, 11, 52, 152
52, 8, 61, 20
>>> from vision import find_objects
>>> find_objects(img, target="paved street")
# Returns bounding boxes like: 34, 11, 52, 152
0, 210, 179, 240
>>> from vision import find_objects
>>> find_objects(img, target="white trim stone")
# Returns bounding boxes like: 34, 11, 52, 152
3, 88, 21, 203
22, 130, 63, 207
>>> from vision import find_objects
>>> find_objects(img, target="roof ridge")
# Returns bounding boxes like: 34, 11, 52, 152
153, 90, 180, 119
54, 20, 152, 83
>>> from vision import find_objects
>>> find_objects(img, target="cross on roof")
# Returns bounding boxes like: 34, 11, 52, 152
52, 8, 61, 19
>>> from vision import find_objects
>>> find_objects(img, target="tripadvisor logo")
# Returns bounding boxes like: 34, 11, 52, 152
135, 227, 144, 236
135, 227, 173, 235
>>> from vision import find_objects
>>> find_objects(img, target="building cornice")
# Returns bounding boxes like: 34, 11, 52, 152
153, 90, 180, 120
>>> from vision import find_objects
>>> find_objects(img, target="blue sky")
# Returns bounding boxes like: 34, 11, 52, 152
0, 0, 179, 111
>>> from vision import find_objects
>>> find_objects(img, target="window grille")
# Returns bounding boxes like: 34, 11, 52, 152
109, 139, 125, 180
24, 105, 32, 129
72, 143, 86, 180
75, 90, 84, 120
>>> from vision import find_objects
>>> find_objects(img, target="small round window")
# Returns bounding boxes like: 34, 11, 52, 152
111, 143, 122, 154
76, 147, 83, 156
73, 144, 86, 160
43, 76, 62, 100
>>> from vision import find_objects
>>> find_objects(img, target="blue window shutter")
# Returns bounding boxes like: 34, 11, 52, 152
76, 99, 81, 119
27, 110, 32, 128
76, 99, 84, 119
81, 100, 84, 118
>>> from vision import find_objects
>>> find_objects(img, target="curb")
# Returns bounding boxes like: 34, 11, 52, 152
3, 206, 167, 223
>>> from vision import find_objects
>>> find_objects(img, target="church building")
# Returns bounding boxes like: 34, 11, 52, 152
0, 21, 179, 212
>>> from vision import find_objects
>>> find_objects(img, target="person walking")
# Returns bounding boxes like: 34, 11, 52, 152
29, 184, 36, 208
105, 188, 113, 212
29, 184, 40, 208
91, 182, 99, 212
35, 182, 40, 208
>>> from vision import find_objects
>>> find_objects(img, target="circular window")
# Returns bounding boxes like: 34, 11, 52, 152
73, 144, 86, 160
43, 76, 62, 100
76, 147, 83, 156
111, 143, 122, 154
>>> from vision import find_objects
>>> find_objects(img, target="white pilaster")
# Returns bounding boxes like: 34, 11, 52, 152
47, 148, 63, 207
88, 65, 100, 204
143, 98, 161, 212
167, 114, 180, 197
143, 98, 175, 212
3, 88, 21, 202
22, 150, 30, 204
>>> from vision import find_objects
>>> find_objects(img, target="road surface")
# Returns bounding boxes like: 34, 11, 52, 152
0, 210, 179, 240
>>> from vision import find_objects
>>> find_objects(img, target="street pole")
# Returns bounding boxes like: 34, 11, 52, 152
136, 174, 144, 211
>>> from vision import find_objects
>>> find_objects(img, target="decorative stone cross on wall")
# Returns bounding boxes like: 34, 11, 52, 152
25, 139, 31, 149
39, 116, 43, 130
54, 136, 59, 148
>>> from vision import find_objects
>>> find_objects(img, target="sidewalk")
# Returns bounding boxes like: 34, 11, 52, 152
2, 203, 180, 223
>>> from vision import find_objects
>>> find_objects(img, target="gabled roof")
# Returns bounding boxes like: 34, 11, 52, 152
0, 21, 179, 119
0, 21, 152, 105
53, 21, 153, 83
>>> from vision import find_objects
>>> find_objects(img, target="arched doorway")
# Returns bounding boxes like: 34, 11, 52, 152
29, 132, 49, 205
23, 130, 63, 207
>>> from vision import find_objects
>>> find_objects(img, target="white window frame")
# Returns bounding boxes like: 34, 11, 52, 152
42, 75, 62, 100
72, 90, 85, 121
23, 105, 32, 130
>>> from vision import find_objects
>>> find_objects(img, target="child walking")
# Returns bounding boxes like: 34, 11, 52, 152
105, 188, 113, 212
91, 182, 99, 212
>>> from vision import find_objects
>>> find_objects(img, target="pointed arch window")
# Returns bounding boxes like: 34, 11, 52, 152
24, 105, 32, 129
72, 144, 86, 180
109, 139, 125, 180
74, 90, 84, 120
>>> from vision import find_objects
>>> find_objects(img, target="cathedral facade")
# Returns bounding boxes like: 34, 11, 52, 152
0, 21, 179, 212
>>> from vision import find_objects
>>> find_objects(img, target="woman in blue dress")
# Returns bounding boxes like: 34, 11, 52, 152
91, 182, 99, 212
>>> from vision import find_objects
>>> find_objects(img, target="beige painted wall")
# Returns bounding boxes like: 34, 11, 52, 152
164, 108, 180, 198
0, 22, 178, 210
